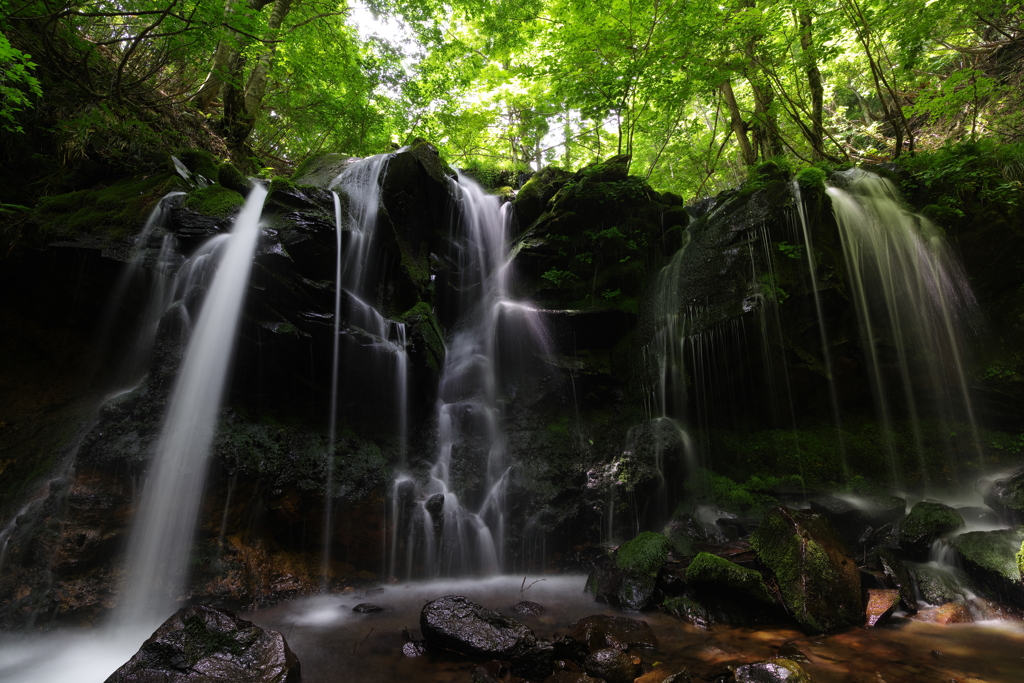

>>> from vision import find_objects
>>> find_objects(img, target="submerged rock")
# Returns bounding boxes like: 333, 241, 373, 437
565, 614, 658, 652
733, 658, 814, 683
983, 467, 1024, 524
104, 605, 300, 683
352, 603, 385, 613
750, 507, 863, 633
893, 501, 965, 559
910, 562, 972, 605
509, 600, 545, 616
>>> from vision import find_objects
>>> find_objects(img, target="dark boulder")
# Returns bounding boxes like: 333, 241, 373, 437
892, 501, 964, 559
104, 605, 300, 683
352, 603, 385, 613
582, 648, 637, 683
949, 528, 1024, 606
909, 562, 972, 605
750, 507, 863, 633
733, 658, 814, 683
809, 494, 905, 547
510, 639, 556, 680
584, 566, 624, 605
878, 548, 918, 613
983, 468, 1024, 524
686, 551, 777, 606
663, 514, 709, 555
419, 595, 551, 675
616, 572, 656, 611
564, 614, 658, 653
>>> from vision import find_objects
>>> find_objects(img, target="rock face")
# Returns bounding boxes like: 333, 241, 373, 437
809, 494, 906, 548
750, 507, 863, 633
733, 658, 814, 683
893, 501, 965, 559
865, 589, 901, 626
105, 605, 300, 683
419, 596, 552, 678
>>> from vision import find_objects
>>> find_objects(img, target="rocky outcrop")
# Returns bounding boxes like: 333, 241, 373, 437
105, 605, 300, 683
984, 468, 1024, 525
892, 501, 964, 560
950, 528, 1024, 606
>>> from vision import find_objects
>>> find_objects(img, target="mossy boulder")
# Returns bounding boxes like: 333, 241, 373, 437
513, 165, 572, 231
685, 552, 776, 606
173, 149, 220, 182
218, 162, 253, 194
750, 507, 863, 633
949, 528, 1024, 606
183, 185, 246, 218
734, 658, 813, 683
616, 531, 670, 576
984, 467, 1024, 524
290, 152, 354, 189
893, 501, 965, 559
910, 561, 972, 605
662, 514, 708, 556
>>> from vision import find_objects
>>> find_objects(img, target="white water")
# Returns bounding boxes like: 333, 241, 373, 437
117, 185, 268, 627
393, 174, 551, 578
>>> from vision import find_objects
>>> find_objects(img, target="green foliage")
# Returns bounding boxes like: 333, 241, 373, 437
0, 31, 41, 132
796, 167, 827, 192
757, 272, 788, 303
615, 531, 670, 576
541, 268, 578, 287
685, 469, 803, 514
1017, 540, 1024, 578
898, 140, 1024, 215
777, 241, 804, 260
33, 174, 181, 239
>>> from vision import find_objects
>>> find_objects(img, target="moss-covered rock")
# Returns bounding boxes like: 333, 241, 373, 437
949, 528, 1024, 606
290, 152, 354, 188
685, 552, 776, 605
218, 162, 253, 194
894, 501, 964, 559
402, 302, 445, 376
662, 514, 708, 555
513, 165, 572, 231
734, 658, 813, 683
750, 507, 863, 633
183, 185, 245, 218
173, 149, 220, 182
616, 531, 670, 576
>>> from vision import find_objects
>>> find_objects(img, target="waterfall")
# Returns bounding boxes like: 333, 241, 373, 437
828, 169, 981, 482
117, 185, 268, 626
320, 153, 409, 583
393, 173, 551, 578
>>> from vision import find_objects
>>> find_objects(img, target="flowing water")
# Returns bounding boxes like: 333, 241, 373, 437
391, 174, 551, 579
116, 185, 268, 627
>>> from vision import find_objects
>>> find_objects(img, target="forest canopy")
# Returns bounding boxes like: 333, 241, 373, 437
1, 0, 1022, 199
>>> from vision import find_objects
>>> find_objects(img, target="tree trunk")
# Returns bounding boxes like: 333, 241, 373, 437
799, 10, 825, 159
720, 79, 756, 165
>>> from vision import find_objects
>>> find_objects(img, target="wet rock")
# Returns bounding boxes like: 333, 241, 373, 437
983, 467, 1024, 524
510, 639, 556, 680
809, 494, 905, 547
547, 672, 604, 683
616, 572, 656, 611
893, 501, 965, 560
420, 595, 536, 661
949, 528, 1024, 606
878, 548, 918, 613
931, 602, 973, 624
663, 513, 708, 555
470, 660, 507, 683
513, 165, 573, 231
104, 605, 300, 683
565, 614, 658, 652
909, 562, 972, 605
750, 507, 863, 633
634, 667, 692, 683
733, 658, 814, 683
584, 566, 624, 605
290, 152, 355, 188
865, 589, 900, 626
353, 603, 385, 613
582, 648, 637, 683
686, 551, 777, 606
509, 600, 545, 616
402, 641, 428, 657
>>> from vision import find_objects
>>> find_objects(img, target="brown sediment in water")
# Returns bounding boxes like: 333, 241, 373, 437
245, 575, 1024, 683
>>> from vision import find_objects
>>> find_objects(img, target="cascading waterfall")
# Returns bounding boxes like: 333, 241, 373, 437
321, 153, 409, 582
827, 169, 982, 482
117, 185, 268, 626
393, 173, 550, 578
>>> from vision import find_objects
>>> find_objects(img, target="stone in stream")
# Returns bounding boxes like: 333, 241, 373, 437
909, 562, 972, 605
891, 501, 965, 560
877, 548, 918, 613
104, 605, 300, 683
949, 528, 1024, 606
634, 667, 692, 683
582, 647, 639, 683
509, 600, 545, 616
865, 589, 901, 626
983, 467, 1024, 524
733, 658, 814, 683
750, 507, 863, 633
564, 614, 658, 652
352, 603, 385, 613
419, 595, 553, 678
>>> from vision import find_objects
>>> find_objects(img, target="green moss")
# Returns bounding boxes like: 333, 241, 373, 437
514, 165, 573, 228
402, 301, 445, 374
184, 185, 245, 217
686, 552, 776, 604
897, 501, 965, 552
268, 176, 295, 194
33, 173, 183, 239
218, 162, 252, 194
182, 614, 243, 666
796, 166, 827, 192
1017, 539, 1024, 577
950, 529, 1024, 582
174, 149, 220, 181
616, 531, 670, 576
